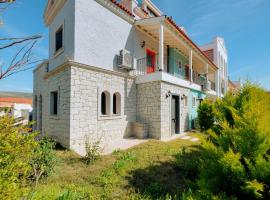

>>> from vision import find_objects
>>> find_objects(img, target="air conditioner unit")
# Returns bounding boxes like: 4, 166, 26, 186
118, 49, 133, 70
203, 80, 211, 91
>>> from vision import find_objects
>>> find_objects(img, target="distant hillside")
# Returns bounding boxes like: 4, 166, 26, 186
0, 91, 33, 99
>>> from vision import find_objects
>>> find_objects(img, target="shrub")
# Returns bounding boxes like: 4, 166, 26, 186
0, 115, 38, 199
196, 84, 270, 199
30, 137, 57, 185
83, 136, 103, 165
197, 100, 215, 132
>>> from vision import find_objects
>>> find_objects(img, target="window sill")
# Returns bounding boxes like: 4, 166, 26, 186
49, 115, 59, 120
98, 114, 123, 121
54, 47, 64, 58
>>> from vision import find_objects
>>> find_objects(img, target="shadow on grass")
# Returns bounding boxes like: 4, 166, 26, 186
126, 146, 202, 199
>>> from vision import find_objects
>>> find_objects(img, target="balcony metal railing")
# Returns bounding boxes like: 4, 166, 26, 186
210, 81, 216, 91
135, 57, 217, 92
193, 71, 204, 86
136, 58, 147, 75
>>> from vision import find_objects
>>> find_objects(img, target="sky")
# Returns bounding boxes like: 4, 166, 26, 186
0, 0, 270, 92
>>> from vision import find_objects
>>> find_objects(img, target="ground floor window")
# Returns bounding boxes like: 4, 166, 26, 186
101, 91, 110, 115
192, 96, 196, 107
113, 92, 121, 115
50, 91, 58, 115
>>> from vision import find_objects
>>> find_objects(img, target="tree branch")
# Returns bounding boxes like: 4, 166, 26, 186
0, 35, 43, 80
0, 35, 42, 50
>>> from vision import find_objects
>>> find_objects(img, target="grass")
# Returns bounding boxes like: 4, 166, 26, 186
29, 133, 203, 200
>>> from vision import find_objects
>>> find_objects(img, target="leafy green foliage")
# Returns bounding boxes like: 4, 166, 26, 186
0, 115, 38, 199
0, 115, 58, 199
83, 136, 103, 165
198, 100, 215, 131
195, 84, 270, 199
30, 137, 57, 185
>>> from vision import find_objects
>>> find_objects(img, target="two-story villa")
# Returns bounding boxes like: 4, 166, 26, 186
33, 0, 228, 155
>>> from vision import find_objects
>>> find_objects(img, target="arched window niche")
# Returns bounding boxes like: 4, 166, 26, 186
113, 92, 121, 115
101, 91, 110, 115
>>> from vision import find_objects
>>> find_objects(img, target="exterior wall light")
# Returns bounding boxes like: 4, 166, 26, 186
166, 91, 171, 98
141, 41, 145, 48
181, 94, 187, 100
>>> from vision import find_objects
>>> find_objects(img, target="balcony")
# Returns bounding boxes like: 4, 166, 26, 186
135, 55, 215, 93
133, 16, 218, 94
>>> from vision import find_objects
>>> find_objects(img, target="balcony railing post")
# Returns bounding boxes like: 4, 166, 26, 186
189, 49, 193, 82
215, 70, 220, 97
158, 24, 164, 71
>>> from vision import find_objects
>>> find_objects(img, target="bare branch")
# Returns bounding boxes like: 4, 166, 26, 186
0, 0, 14, 14
0, 35, 42, 50
0, 34, 43, 80
0, 1, 43, 80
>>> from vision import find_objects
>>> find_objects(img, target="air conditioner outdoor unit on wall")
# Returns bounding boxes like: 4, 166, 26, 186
118, 49, 133, 70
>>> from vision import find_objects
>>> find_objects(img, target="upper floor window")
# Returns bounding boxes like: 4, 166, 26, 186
55, 25, 63, 53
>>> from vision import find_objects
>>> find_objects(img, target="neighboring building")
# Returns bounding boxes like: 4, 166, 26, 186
200, 37, 229, 97
0, 92, 33, 123
34, 0, 229, 155
228, 79, 238, 93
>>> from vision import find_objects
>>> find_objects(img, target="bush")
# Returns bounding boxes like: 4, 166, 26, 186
196, 84, 270, 199
198, 100, 215, 132
83, 136, 103, 165
0, 115, 38, 199
0, 115, 58, 199
30, 137, 57, 185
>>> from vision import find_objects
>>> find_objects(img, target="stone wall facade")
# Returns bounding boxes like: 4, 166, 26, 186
69, 65, 137, 155
33, 63, 71, 148
160, 82, 190, 139
136, 81, 190, 140
34, 62, 193, 155
137, 81, 162, 139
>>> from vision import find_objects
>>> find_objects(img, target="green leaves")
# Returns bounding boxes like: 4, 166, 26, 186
30, 137, 57, 185
0, 115, 57, 199
0, 115, 38, 199
196, 84, 270, 199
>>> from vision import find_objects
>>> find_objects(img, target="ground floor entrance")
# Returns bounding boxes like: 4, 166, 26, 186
171, 95, 180, 135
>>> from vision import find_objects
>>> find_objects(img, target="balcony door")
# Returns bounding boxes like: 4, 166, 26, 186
146, 49, 156, 74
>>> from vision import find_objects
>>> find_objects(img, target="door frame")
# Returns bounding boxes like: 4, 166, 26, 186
170, 94, 181, 135
146, 48, 156, 74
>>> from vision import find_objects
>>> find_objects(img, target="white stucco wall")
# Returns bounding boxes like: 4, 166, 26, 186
48, 0, 75, 71
74, 0, 134, 72
13, 104, 32, 118
200, 37, 228, 95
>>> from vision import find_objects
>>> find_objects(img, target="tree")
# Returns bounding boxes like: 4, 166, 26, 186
0, 115, 38, 199
196, 84, 270, 199
0, 0, 42, 80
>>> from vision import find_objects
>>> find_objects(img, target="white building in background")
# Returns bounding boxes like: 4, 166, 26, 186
0, 94, 33, 124
200, 37, 229, 97
34, 0, 229, 155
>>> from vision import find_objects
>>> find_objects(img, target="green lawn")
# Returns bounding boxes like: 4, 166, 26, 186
30, 133, 203, 200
